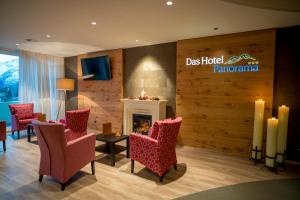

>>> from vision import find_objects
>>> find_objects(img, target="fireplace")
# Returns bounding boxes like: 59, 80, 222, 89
121, 99, 167, 135
132, 114, 152, 135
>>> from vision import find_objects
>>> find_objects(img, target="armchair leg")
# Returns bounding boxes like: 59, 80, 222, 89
39, 174, 43, 182
131, 160, 134, 173
160, 175, 164, 183
174, 164, 177, 170
17, 131, 20, 139
61, 183, 66, 191
12, 131, 14, 137
91, 161, 95, 175
3, 141, 6, 152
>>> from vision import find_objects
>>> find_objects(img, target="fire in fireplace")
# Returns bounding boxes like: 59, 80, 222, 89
132, 114, 152, 135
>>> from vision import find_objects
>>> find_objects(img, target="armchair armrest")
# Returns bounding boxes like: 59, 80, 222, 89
64, 128, 86, 141
130, 133, 158, 146
13, 114, 20, 120
64, 128, 72, 134
66, 133, 96, 165
11, 114, 20, 128
66, 133, 95, 151
130, 133, 159, 160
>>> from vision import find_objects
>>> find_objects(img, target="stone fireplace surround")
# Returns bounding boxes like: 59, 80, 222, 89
121, 99, 167, 135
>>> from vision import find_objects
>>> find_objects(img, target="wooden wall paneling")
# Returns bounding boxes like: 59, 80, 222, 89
176, 29, 276, 156
77, 49, 123, 132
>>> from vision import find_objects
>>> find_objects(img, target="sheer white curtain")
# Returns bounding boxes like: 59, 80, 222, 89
19, 50, 65, 120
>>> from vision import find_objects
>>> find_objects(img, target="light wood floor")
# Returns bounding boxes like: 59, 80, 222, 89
0, 131, 299, 200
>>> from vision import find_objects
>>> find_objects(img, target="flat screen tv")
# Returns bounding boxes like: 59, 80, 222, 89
81, 56, 111, 80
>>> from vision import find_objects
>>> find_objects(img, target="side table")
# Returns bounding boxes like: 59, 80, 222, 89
95, 134, 129, 166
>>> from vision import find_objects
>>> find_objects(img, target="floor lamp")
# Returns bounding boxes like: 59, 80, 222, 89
56, 78, 74, 121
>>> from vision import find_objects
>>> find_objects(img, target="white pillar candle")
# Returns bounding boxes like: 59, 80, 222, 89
277, 105, 289, 163
266, 117, 278, 167
252, 99, 265, 159
141, 89, 146, 98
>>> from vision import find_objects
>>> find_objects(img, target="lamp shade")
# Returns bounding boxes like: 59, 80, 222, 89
56, 78, 74, 91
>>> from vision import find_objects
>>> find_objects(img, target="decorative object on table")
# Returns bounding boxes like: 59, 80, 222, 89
114, 128, 122, 137
127, 96, 136, 99
265, 117, 278, 170
115, 132, 121, 136
138, 96, 149, 100
130, 117, 182, 182
251, 99, 265, 163
56, 78, 74, 121
150, 96, 160, 101
103, 122, 112, 136
33, 120, 96, 191
37, 114, 46, 122
138, 89, 149, 100
277, 105, 289, 164
8, 103, 42, 139
0, 121, 6, 152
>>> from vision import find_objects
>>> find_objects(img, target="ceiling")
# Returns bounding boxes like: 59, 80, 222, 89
0, 0, 300, 57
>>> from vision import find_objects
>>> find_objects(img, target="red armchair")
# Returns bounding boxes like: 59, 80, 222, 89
130, 117, 182, 182
8, 103, 41, 139
32, 120, 96, 191
0, 121, 6, 152
62, 109, 90, 142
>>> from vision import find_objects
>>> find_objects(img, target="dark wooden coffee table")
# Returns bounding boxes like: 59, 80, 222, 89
95, 134, 129, 166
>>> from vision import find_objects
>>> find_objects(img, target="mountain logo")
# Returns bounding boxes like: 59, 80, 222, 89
214, 53, 260, 73
224, 53, 259, 65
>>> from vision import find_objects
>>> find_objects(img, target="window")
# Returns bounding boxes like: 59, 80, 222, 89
0, 53, 19, 125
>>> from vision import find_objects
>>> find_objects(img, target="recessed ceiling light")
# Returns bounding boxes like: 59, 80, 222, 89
166, 1, 173, 6
135, 39, 139, 42
46, 34, 51, 38
91, 22, 97, 25
16, 43, 20, 46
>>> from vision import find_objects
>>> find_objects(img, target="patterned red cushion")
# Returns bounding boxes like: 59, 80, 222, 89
19, 119, 34, 124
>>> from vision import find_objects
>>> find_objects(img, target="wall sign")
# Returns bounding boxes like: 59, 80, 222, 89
186, 53, 260, 73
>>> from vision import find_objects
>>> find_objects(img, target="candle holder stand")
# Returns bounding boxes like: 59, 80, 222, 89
276, 151, 286, 170
250, 146, 263, 165
263, 154, 278, 174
